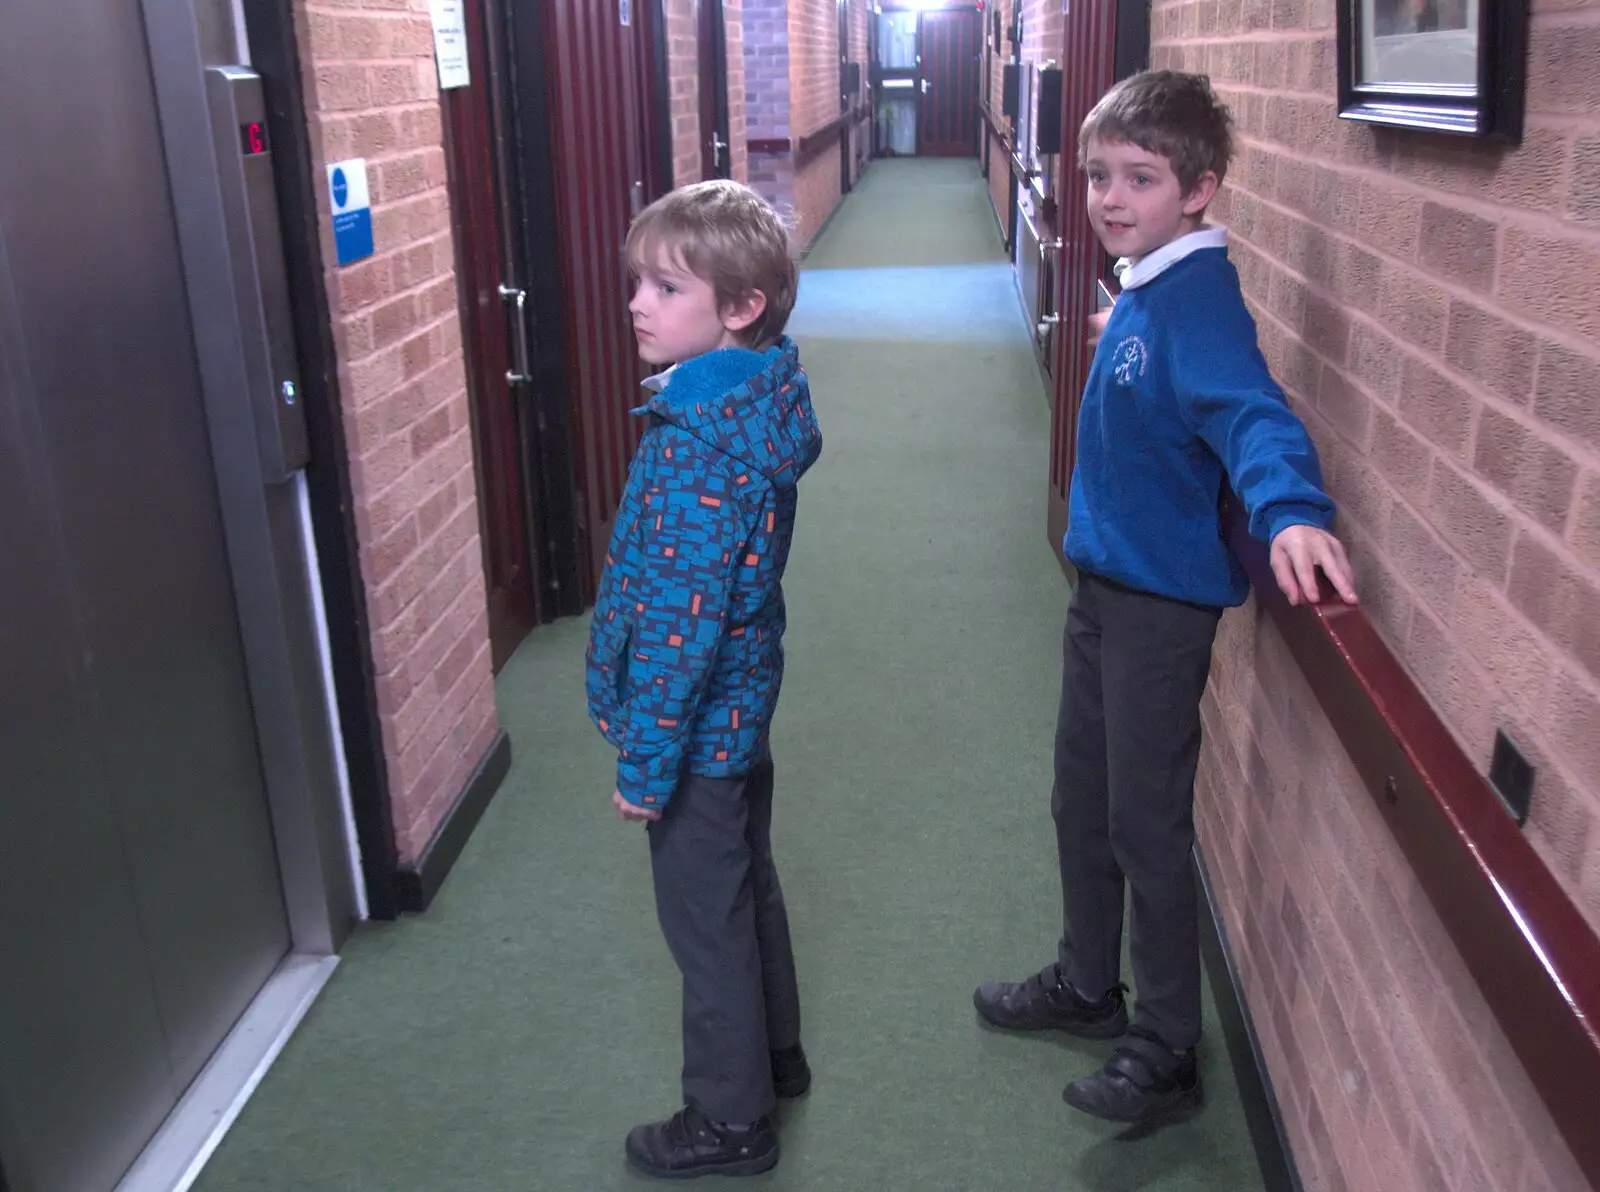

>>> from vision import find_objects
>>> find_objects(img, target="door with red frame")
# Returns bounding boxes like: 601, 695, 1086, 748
495, 0, 672, 601
700, 0, 732, 178
918, 8, 980, 157
441, 0, 541, 670
1045, 0, 1148, 559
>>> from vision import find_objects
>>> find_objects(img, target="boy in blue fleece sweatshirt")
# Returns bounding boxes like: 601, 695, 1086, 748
974, 72, 1358, 1125
586, 180, 822, 1179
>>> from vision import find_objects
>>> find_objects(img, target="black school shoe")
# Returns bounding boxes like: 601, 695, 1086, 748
772, 1044, 812, 1098
1062, 1028, 1203, 1125
624, 1105, 779, 1179
972, 963, 1129, 1038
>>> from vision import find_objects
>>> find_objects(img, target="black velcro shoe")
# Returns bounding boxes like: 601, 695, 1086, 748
1062, 1030, 1203, 1125
772, 1044, 811, 1099
973, 963, 1129, 1038
624, 1105, 779, 1179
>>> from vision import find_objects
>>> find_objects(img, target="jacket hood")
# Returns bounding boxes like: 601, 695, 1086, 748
635, 337, 821, 488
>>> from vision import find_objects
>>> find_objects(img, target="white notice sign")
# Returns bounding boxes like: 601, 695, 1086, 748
428, 0, 470, 90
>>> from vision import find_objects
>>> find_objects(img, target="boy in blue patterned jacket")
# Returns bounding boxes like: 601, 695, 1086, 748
586, 180, 822, 1180
974, 73, 1359, 1127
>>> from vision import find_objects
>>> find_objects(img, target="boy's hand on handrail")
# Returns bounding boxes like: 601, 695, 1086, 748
1269, 524, 1359, 607
613, 789, 662, 823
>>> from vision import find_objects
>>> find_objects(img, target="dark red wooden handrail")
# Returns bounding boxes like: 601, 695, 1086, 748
1226, 500, 1600, 1187
747, 105, 868, 160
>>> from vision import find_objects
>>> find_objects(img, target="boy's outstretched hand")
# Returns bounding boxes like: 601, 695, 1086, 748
613, 789, 661, 822
1269, 524, 1359, 607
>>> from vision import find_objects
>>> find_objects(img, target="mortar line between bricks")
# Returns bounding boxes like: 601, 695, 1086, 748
338, 264, 462, 324
1244, 276, 1600, 604
1239, 233, 1600, 478
1268, 348, 1600, 767
1240, 262, 1487, 461
1228, 172, 1600, 370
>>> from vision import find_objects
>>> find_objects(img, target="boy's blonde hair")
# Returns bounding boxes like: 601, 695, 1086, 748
1079, 71, 1234, 196
625, 180, 798, 349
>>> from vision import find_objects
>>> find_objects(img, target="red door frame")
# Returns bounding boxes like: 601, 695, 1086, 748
698, 0, 732, 179
1045, 0, 1124, 559
537, 0, 672, 599
442, 0, 539, 669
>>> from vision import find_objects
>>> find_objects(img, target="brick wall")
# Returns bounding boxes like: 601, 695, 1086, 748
985, 3, 1014, 230
847, 0, 870, 182
726, 0, 750, 183
743, 0, 791, 214
789, 0, 843, 246
788, 0, 838, 143
739, 0, 842, 245
743, 0, 789, 140
1024, 0, 1065, 198
1149, 0, 1600, 1187
793, 148, 842, 246
667, 0, 702, 185
298, 0, 500, 864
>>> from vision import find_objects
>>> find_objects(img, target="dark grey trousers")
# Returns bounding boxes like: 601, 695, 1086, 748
1052, 572, 1221, 1051
647, 757, 801, 1123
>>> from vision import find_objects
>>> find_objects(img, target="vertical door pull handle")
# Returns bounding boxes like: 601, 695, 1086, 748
499, 284, 533, 385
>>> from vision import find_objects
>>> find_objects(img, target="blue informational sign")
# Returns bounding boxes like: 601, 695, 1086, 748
327, 158, 374, 266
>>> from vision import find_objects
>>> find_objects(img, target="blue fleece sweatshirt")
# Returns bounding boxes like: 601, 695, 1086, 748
586, 338, 822, 809
1065, 228, 1335, 608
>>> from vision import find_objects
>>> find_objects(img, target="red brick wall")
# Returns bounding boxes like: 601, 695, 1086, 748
742, 0, 789, 140
1149, 0, 1600, 1187
742, 0, 790, 213
847, 0, 870, 183
298, 0, 500, 864
985, 4, 1014, 230
793, 148, 842, 247
789, 0, 843, 246
667, 0, 701, 186
1024, 0, 1065, 199
726, 0, 750, 184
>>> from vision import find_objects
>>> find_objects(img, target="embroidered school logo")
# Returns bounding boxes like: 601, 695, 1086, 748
1111, 335, 1148, 386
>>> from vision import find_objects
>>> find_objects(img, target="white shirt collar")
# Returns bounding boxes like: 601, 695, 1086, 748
1113, 225, 1230, 291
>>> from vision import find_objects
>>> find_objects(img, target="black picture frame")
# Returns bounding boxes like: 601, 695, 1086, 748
1335, 0, 1528, 141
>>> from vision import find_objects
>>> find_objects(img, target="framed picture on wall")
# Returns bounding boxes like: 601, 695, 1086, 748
1335, 0, 1528, 139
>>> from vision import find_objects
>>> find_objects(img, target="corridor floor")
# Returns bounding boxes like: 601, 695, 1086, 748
193, 159, 1267, 1192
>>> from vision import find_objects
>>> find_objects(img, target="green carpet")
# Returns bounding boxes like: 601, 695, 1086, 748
192, 159, 1267, 1191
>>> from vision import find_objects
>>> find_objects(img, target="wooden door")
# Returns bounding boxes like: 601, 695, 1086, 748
1045, 0, 1146, 558
533, 0, 671, 598
699, 0, 732, 178
443, 0, 538, 669
918, 9, 980, 157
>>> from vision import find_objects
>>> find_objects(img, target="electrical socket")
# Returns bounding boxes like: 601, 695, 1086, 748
1489, 730, 1535, 827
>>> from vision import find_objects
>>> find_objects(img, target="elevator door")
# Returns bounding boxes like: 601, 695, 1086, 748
0, 4, 291, 1191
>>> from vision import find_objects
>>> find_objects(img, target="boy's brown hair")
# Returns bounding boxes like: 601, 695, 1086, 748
1078, 71, 1234, 195
625, 180, 798, 349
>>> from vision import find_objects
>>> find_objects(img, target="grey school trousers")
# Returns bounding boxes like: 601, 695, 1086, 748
1053, 572, 1222, 1051
647, 756, 801, 1123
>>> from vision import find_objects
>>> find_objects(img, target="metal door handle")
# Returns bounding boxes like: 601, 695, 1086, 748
630, 180, 646, 219
711, 135, 729, 153
1040, 238, 1063, 256
499, 284, 533, 385
921, 78, 930, 94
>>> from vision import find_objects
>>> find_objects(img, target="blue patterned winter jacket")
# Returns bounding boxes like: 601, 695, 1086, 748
586, 338, 822, 810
